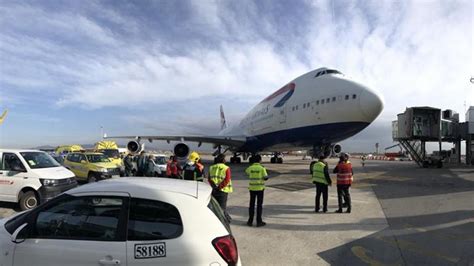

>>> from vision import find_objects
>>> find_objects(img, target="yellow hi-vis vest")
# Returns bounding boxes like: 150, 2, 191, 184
245, 163, 267, 191
209, 163, 233, 193
312, 161, 328, 185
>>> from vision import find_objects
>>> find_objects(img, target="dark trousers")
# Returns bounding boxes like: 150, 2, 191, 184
248, 190, 264, 223
315, 183, 328, 211
212, 189, 231, 221
337, 184, 351, 210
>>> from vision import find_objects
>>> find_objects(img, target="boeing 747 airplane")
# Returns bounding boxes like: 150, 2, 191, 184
107, 67, 384, 163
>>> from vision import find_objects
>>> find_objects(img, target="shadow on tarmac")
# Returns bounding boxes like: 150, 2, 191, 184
318, 210, 474, 266
0, 202, 21, 212
351, 161, 474, 200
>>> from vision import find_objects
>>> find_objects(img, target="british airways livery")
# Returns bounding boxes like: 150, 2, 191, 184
108, 68, 384, 163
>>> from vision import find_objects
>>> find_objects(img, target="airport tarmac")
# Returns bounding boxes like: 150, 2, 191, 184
1, 156, 473, 265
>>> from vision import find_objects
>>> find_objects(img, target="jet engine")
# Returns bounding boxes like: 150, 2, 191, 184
127, 140, 143, 154
332, 143, 342, 156
174, 143, 190, 159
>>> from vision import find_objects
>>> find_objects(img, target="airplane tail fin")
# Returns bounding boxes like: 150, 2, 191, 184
220, 105, 227, 130
0, 109, 8, 125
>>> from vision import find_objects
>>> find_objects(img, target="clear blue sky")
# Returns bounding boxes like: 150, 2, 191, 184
0, 0, 472, 152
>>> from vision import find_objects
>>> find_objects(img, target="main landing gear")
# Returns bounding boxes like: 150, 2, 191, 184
270, 153, 283, 164
230, 155, 242, 164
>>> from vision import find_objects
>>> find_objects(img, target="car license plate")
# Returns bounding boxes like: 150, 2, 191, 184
135, 242, 166, 259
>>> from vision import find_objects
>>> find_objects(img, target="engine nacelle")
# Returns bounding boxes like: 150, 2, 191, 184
127, 140, 143, 154
174, 143, 190, 159
332, 143, 342, 156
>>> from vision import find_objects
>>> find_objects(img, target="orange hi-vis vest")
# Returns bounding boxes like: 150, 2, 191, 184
336, 161, 353, 185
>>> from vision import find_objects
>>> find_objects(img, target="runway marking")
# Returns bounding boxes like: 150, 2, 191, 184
351, 246, 402, 266
403, 223, 474, 241
267, 181, 314, 191
375, 235, 459, 263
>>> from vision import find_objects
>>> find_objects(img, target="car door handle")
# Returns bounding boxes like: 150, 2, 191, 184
99, 258, 121, 265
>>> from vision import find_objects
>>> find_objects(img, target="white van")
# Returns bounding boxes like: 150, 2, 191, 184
0, 149, 77, 210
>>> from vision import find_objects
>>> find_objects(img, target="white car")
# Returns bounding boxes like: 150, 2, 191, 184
151, 154, 167, 176
0, 178, 241, 266
0, 149, 77, 211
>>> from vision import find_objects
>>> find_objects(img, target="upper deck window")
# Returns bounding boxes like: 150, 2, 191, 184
314, 69, 342, 78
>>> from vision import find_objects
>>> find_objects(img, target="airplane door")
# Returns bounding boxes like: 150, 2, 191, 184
279, 106, 287, 124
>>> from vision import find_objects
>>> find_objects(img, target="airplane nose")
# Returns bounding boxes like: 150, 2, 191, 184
359, 88, 384, 121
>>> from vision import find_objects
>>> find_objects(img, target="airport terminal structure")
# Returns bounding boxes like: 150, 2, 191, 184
392, 106, 474, 167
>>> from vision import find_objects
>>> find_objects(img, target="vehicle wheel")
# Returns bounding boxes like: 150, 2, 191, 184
270, 157, 276, 164
87, 173, 97, 183
236, 157, 242, 164
277, 157, 283, 164
230, 157, 235, 164
154, 172, 159, 177
19, 190, 39, 211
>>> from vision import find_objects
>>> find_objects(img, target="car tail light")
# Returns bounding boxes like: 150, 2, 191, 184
212, 235, 238, 265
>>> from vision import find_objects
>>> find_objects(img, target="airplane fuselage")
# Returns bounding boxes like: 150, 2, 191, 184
219, 68, 384, 153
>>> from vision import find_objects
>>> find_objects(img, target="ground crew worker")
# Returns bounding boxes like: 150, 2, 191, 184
312, 155, 332, 213
196, 159, 205, 181
123, 153, 133, 176
333, 153, 353, 213
183, 152, 204, 181
136, 151, 147, 177
208, 154, 233, 222
361, 154, 366, 167
146, 154, 155, 177
245, 155, 268, 227
166, 156, 182, 179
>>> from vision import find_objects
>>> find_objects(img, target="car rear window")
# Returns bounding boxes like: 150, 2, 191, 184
207, 197, 231, 234
128, 198, 183, 240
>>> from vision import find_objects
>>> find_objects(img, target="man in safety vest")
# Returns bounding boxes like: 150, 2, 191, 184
333, 153, 353, 213
208, 153, 233, 222
245, 155, 268, 227
166, 156, 182, 179
183, 151, 205, 181
311, 155, 332, 213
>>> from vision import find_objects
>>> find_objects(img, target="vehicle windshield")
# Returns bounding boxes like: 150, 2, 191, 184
87, 154, 110, 163
101, 149, 120, 159
20, 152, 60, 169
51, 154, 64, 164
154, 156, 167, 165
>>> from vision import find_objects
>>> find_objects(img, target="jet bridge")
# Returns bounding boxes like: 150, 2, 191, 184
392, 106, 472, 167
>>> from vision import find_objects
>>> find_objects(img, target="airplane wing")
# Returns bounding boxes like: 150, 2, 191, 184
0, 110, 7, 125
104, 135, 247, 148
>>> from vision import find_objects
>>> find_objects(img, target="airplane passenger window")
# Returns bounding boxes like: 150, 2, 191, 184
316, 100, 319, 105
326, 98, 330, 103
332, 97, 336, 102
303, 103, 306, 108
296, 105, 298, 110
292, 107, 295, 111
352, 94, 357, 99
321, 99, 325, 104
345, 95, 349, 100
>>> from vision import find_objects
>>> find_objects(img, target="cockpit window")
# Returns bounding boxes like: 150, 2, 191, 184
314, 69, 342, 78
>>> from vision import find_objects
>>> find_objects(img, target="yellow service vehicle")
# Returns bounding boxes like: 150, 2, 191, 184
55, 145, 84, 156
94, 141, 123, 173
64, 152, 120, 182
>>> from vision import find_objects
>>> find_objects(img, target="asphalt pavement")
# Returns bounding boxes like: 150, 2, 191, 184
1, 156, 473, 265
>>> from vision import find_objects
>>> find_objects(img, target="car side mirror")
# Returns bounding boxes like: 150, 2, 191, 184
80, 160, 87, 164
11, 223, 28, 244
